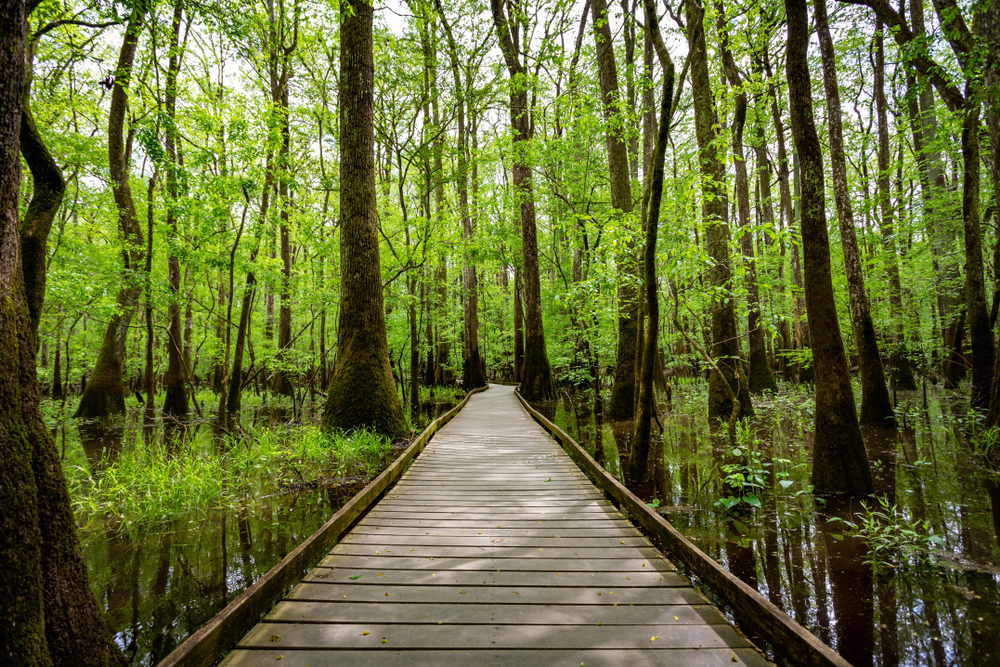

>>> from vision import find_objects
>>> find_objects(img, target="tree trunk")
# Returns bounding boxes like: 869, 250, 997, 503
436, 0, 486, 390
74, 7, 146, 419
590, 0, 638, 420
873, 21, 916, 393
322, 0, 407, 438
1, 3, 124, 662
716, 1, 775, 394
162, 0, 189, 416
962, 100, 993, 410
491, 0, 553, 400
785, 0, 873, 497
686, 0, 752, 422
631, 0, 673, 483
19, 35, 65, 341
815, 0, 895, 428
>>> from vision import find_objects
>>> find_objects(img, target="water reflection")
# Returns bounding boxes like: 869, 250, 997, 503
533, 382, 1000, 667
54, 393, 458, 666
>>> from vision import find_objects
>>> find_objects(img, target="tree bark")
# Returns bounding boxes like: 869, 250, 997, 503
74, 6, 146, 419
786, 0, 873, 496
19, 33, 65, 342
436, 0, 486, 390
716, 0, 775, 395
590, 0, 638, 420
686, 0, 752, 423
322, 0, 407, 437
162, 0, 189, 416
2, 3, 125, 663
490, 0, 553, 400
873, 20, 916, 392
814, 0, 895, 428
962, 99, 993, 410
630, 0, 673, 484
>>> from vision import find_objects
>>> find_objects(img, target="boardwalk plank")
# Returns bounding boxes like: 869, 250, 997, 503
219, 386, 768, 667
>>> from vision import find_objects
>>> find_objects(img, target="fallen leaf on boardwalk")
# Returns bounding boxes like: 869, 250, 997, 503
651, 636, 658, 641
349, 575, 362, 580
381, 638, 388, 644
270, 635, 280, 642
361, 631, 370, 636
732, 652, 738, 662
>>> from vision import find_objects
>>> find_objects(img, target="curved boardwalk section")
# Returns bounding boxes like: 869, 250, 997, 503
219, 385, 770, 666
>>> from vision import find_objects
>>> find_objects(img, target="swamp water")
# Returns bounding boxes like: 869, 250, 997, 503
48, 394, 458, 665
532, 380, 1000, 667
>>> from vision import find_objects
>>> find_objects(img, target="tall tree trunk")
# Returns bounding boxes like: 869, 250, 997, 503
19, 32, 65, 341
74, 7, 146, 419
322, 0, 406, 437
591, 0, 638, 420
814, 0, 895, 428
785, 0, 872, 496
686, 0, 752, 422
962, 99, 993, 410
491, 0, 553, 400
716, 1, 775, 394
2, 3, 125, 663
162, 0, 189, 416
873, 20, 916, 393
436, 0, 486, 389
143, 174, 156, 421
631, 0, 673, 484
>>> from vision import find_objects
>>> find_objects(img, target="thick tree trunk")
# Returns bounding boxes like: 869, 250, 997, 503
785, 0, 872, 497
163, 0, 189, 416
491, 0, 553, 400
716, 2, 775, 395
74, 7, 146, 419
1, 3, 124, 663
322, 0, 406, 437
686, 0, 752, 423
591, 0, 638, 420
815, 0, 895, 428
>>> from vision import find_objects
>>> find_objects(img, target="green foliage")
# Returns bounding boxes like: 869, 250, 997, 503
826, 495, 946, 572
68, 425, 391, 533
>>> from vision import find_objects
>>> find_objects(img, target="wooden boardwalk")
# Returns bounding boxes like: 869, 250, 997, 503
219, 385, 770, 667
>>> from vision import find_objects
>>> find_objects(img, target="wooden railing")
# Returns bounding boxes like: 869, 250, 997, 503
158, 385, 489, 667
514, 389, 853, 667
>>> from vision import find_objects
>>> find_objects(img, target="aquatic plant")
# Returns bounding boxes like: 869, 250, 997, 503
68, 425, 391, 532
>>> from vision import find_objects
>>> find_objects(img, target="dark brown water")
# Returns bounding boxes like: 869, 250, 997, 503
49, 393, 458, 666
533, 380, 1000, 667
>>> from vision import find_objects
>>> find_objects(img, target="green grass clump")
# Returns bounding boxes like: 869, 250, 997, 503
69, 425, 391, 532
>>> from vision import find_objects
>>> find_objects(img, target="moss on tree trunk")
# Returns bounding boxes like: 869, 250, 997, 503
321, 0, 406, 439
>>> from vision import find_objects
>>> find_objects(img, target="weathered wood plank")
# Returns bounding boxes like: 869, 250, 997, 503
237, 622, 750, 649
220, 648, 772, 667
302, 568, 686, 587
284, 583, 709, 605
264, 600, 728, 624
317, 554, 675, 572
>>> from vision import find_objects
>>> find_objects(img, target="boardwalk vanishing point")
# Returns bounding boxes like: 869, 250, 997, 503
219, 385, 772, 666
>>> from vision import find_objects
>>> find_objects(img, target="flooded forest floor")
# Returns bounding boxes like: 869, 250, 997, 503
46, 387, 463, 666
531, 379, 1000, 667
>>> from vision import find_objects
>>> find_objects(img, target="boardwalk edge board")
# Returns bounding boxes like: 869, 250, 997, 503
156, 385, 489, 667
513, 389, 854, 667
